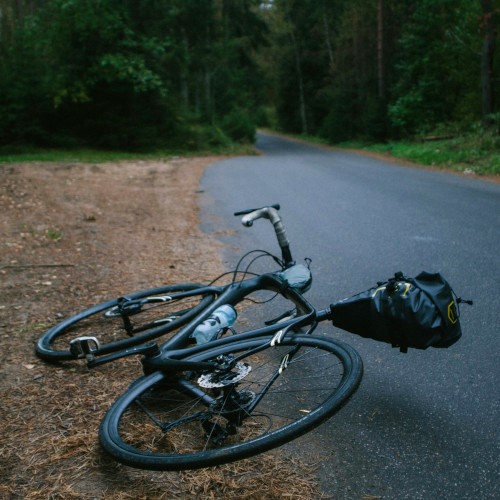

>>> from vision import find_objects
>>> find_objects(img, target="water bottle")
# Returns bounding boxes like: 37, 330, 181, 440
190, 305, 237, 345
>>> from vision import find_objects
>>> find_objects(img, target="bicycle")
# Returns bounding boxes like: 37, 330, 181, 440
36, 205, 363, 470
36, 204, 316, 362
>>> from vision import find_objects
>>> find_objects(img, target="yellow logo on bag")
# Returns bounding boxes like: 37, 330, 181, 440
448, 300, 458, 324
371, 286, 386, 298
372, 282, 411, 298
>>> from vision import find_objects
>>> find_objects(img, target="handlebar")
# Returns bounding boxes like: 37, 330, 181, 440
234, 204, 280, 216
234, 204, 294, 266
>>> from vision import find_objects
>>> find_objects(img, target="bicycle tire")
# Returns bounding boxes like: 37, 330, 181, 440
35, 283, 215, 362
99, 334, 363, 470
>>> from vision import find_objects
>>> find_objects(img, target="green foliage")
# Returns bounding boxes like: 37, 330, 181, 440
220, 109, 256, 143
388, 0, 482, 135
338, 125, 500, 176
0, 141, 255, 164
2, 1, 499, 152
262, 0, 499, 146
0, 0, 266, 150
45, 229, 63, 241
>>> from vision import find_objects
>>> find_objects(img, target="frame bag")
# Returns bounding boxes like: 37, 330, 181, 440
330, 272, 471, 352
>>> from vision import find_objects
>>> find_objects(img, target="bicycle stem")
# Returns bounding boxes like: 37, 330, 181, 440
237, 205, 295, 267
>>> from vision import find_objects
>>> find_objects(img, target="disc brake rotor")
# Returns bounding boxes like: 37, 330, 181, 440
198, 362, 252, 388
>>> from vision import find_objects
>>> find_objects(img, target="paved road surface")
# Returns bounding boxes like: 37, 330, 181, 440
198, 133, 500, 499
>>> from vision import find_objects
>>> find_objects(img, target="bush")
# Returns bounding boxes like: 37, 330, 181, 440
220, 109, 256, 143
181, 125, 232, 151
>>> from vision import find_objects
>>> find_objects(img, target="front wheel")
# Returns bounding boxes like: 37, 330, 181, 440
99, 334, 363, 470
35, 283, 215, 362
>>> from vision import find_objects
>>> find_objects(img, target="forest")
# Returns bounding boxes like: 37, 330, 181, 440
0, 0, 498, 151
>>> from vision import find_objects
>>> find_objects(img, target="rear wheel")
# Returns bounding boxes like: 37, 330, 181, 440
35, 284, 215, 361
98, 334, 363, 470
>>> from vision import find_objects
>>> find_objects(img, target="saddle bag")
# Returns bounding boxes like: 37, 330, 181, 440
330, 271, 470, 352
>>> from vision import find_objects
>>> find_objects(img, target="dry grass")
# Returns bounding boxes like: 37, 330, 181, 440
0, 159, 324, 499
0, 359, 321, 499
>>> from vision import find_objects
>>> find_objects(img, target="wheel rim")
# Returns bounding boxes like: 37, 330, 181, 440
36, 285, 214, 360
101, 335, 362, 470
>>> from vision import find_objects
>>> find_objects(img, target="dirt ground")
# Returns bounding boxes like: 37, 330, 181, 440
0, 159, 323, 499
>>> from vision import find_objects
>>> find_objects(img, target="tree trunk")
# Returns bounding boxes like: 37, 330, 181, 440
377, 0, 385, 100
180, 29, 189, 108
292, 33, 307, 135
281, 0, 307, 134
205, 67, 212, 122
204, 24, 213, 123
322, 10, 334, 68
480, 0, 496, 129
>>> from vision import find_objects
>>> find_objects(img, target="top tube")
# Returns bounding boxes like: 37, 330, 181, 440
158, 271, 314, 353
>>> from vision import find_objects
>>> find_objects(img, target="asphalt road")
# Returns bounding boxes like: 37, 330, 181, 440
198, 132, 500, 499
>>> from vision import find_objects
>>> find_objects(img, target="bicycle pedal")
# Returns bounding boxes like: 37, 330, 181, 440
69, 336, 101, 358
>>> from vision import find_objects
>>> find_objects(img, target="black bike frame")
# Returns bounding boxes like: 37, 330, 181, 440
140, 271, 329, 373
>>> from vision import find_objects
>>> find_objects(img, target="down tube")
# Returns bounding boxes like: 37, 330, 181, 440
158, 273, 317, 353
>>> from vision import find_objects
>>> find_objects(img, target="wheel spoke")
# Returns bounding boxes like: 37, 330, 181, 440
100, 336, 362, 469
35, 284, 214, 360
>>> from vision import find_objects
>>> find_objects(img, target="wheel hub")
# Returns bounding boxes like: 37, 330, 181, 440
209, 389, 256, 415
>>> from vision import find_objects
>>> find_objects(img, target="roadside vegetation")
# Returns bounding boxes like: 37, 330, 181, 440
346, 136, 499, 178
1, 1, 498, 159
0, 141, 255, 164
338, 126, 500, 177
2, 128, 498, 179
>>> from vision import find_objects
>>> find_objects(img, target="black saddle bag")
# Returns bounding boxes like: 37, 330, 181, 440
330, 271, 470, 352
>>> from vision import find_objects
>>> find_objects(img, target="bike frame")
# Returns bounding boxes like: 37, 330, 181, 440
80, 204, 335, 372
116, 271, 333, 431
88, 269, 332, 372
